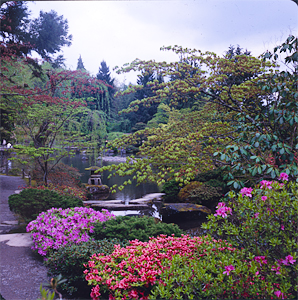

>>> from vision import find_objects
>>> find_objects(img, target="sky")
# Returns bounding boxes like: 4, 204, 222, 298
27, 0, 298, 85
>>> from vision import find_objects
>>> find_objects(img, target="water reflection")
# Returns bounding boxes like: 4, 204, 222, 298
62, 153, 208, 233
62, 153, 161, 201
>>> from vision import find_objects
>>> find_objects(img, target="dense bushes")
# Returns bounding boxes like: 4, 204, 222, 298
45, 238, 129, 298
90, 215, 183, 242
8, 188, 83, 222
203, 175, 298, 298
84, 174, 297, 300
178, 180, 223, 206
85, 234, 294, 300
162, 169, 229, 207
161, 179, 181, 202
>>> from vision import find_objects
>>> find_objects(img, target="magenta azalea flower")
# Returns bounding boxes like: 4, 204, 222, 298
274, 290, 284, 299
279, 172, 289, 181
214, 203, 232, 218
282, 255, 296, 265
261, 196, 267, 201
260, 180, 273, 189
223, 265, 235, 276
240, 187, 253, 197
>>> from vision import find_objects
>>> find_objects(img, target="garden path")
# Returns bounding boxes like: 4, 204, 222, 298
0, 175, 49, 300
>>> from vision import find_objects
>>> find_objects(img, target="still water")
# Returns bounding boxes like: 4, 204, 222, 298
62, 153, 161, 201
62, 153, 207, 234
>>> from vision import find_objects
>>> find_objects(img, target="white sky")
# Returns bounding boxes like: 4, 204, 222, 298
27, 0, 298, 85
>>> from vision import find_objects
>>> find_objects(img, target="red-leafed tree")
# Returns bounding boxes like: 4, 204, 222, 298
0, 36, 110, 185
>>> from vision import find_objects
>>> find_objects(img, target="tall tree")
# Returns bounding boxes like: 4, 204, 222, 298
77, 55, 85, 70
102, 37, 298, 191
0, 2, 72, 64
96, 60, 114, 86
124, 69, 162, 129
0, 1, 30, 44
1, 45, 109, 185
29, 10, 72, 61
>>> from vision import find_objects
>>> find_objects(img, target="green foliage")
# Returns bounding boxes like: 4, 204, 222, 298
216, 35, 298, 188
107, 131, 126, 141
203, 179, 298, 295
178, 181, 223, 206
45, 238, 128, 298
99, 105, 234, 192
90, 216, 183, 242
37, 284, 55, 300
8, 188, 83, 223
161, 179, 181, 202
150, 250, 293, 300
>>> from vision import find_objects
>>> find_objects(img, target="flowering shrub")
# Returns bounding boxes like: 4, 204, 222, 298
150, 252, 293, 299
26, 207, 115, 256
203, 174, 298, 297
85, 234, 293, 300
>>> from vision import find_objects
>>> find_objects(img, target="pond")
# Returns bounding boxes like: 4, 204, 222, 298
62, 153, 161, 201
62, 153, 208, 234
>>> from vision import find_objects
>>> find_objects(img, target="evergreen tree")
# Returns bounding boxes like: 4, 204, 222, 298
96, 60, 114, 87
126, 69, 162, 129
0, 2, 72, 64
0, 1, 30, 43
29, 10, 72, 61
77, 55, 85, 70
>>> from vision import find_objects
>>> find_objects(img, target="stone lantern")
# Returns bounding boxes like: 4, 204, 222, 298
85, 166, 109, 199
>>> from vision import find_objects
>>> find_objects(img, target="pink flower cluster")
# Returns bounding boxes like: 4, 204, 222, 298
240, 187, 253, 197
85, 235, 239, 300
26, 207, 115, 256
223, 265, 235, 276
260, 180, 273, 189
271, 255, 296, 275
214, 202, 232, 218
279, 172, 289, 181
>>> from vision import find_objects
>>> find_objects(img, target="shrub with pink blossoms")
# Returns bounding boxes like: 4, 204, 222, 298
26, 207, 115, 256
203, 179, 298, 298
214, 202, 232, 218
85, 235, 293, 300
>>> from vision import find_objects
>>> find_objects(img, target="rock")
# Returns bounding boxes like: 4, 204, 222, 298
161, 203, 211, 222
86, 184, 110, 195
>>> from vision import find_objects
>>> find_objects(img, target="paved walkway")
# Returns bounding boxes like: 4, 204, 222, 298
0, 175, 49, 300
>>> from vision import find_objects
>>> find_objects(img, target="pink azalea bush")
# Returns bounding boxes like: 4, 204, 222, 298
26, 207, 115, 256
203, 175, 298, 298
85, 234, 293, 300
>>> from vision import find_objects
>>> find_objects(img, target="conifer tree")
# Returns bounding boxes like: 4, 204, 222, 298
77, 55, 85, 70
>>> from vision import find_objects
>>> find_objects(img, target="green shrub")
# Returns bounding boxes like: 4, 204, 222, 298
161, 179, 181, 202
203, 177, 298, 297
150, 250, 294, 300
90, 216, 183, 242
107, 131, 125, 141
195, 168, 229, 193
45, 238, 128, 298
8, 188, 83, 223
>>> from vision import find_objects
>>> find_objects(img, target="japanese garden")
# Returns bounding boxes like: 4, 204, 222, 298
0, 1, 297, 300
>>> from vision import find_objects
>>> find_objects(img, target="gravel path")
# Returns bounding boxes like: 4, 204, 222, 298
0, 175, 49, 300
